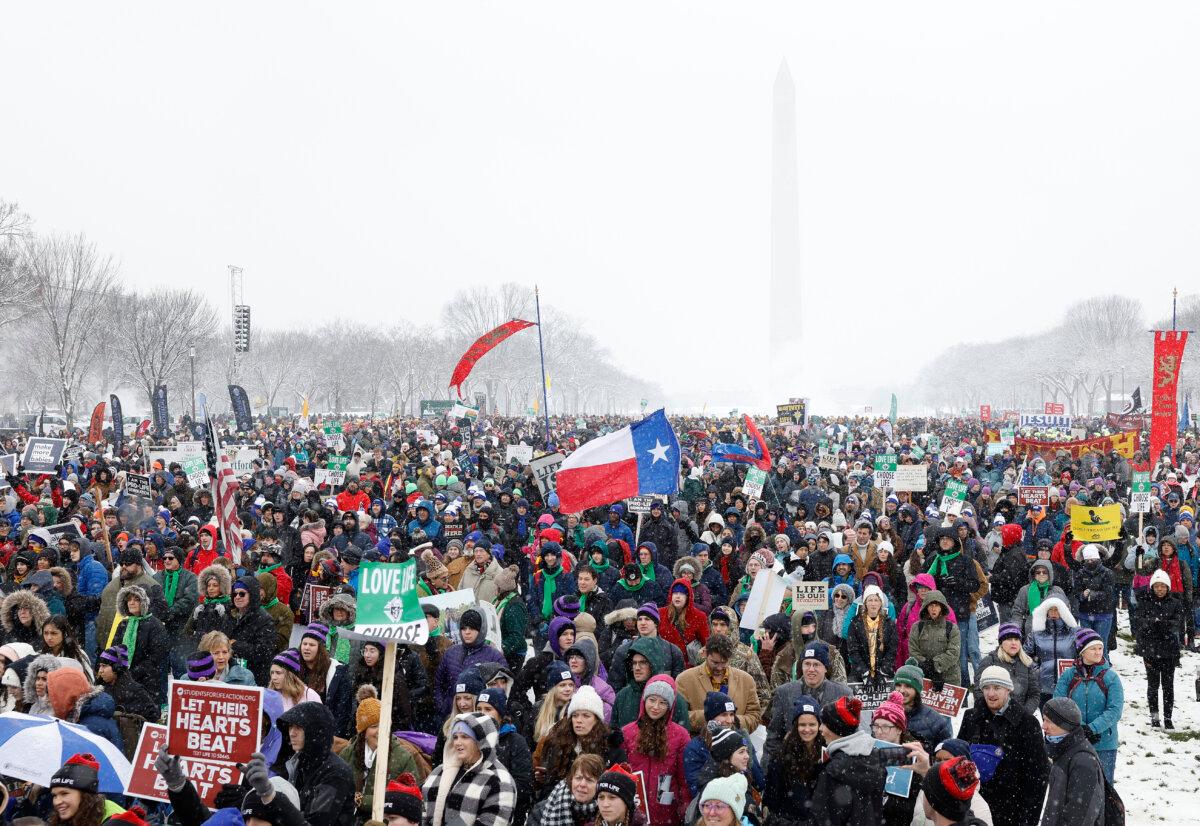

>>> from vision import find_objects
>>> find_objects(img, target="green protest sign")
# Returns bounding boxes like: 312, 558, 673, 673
350, 560, 428, 643
910, 444, 926, 460
1131, 471, 1151, 514
743, 466, 767, 498
940, 479, 968, 515
328, 456, 349, 471
323, 424, 343, 435
928, 436, 942, 453
873, 453, 897, 472
873, 453, 897, 490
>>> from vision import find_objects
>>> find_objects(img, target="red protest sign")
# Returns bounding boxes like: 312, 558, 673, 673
1044, 402, 1064, 415
1057, 659, 1074, 678
126, 724, 243, 809
921, 680, 968, 717
980, 405, 991, 422
1017, 486, 1050, 507
167, 680, 263, 764
302, 584, 334, 625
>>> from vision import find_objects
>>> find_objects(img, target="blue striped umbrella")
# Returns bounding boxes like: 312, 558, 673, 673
0, 712, 131, 793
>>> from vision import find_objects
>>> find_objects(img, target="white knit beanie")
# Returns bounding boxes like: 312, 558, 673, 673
700, 773, 748, 818
978, 665, 1014, 691
567, 684, 604, 720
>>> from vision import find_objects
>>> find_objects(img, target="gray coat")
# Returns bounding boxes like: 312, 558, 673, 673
1039, 728, 1105, 826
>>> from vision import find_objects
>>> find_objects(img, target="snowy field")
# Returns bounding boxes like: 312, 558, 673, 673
970, 611, 1200, 825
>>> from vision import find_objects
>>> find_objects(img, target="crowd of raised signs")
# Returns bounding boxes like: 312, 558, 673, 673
0, 409, 1187, 826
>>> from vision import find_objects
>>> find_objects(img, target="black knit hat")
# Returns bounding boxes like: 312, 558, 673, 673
50, 753, 100, 793
921, 757, 979, 821
708, 722, 744, 763
383, 772, 424, 822
820, 696, 863, 738
597, 764, 639, 813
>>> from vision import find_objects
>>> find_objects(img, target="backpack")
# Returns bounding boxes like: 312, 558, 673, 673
1067, 664, 1111, 702
1103, 775, 1125, 826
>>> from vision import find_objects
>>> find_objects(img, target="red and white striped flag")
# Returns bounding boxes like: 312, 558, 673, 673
208, 417, 243, 564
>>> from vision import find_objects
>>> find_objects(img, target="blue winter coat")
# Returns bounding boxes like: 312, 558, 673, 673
73, 548, 109, 602
1025, 601, 1078, 695
1054, 662, 1124, 752
76, 686, 124, 753
604, 520, 635, 547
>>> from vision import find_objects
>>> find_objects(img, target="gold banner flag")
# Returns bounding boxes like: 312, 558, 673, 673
1069, 504, 1122, 541
1014, 430, 1138, 459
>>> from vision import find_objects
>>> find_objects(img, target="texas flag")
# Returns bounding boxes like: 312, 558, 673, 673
556, 409, 680, 513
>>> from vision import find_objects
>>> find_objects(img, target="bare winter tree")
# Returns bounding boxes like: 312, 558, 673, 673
116, 287, 219, 410
248, 329, 311, 412
23, 233, 121, 421
0, 200, 37, 329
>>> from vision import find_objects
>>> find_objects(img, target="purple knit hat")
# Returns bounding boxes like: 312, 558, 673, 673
98, 645, 128, 670
187, 650, 217, 680
274, 648, 303, 675
1074, 627, 1103, 655
302, 622, 329, 646
997, 623, 1023, 643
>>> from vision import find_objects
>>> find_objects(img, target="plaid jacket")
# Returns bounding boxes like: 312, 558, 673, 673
423, 713, 517, 826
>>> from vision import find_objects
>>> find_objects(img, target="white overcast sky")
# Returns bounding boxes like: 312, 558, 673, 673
3, 2, 1199, 413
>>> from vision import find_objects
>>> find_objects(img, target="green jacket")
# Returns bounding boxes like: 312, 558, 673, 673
338, 733, 423, 817
611, 636, 690, 729
497, 592, 529, 659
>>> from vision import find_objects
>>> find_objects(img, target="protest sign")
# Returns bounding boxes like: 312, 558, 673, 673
323, 424, 345, 451
228, 446, 260, 475
147, 442, 205, 470
418, 587, 501, 649
928, 435, 942, 453
1014, 429, 1139, 459
985, 442, 1005, 457
891, 464, 927, 492
909, 444, 925, 460
1071, 426, 1087, 440
417, 429, 440, 447
817, 446, 838, 470
450, 402, 479, 420
1069, 503, 1122, 541
847, 682, 893, 712
1131, 471, 1151, 514
167, 680, 263, 764
1017, 486, 1049, 507
740, 570, 788, 631
22, 437, 67, 475
939, 479, 968, 515
420, 399, 455, 418
974, 595, 999, 632
1044, 402, 1065, 415
742, 466, 767, 498
300, 583, 334, 625
182, 456, 209, 489
29, 521, 85, 547
789, 582, 829, 612
999, 426, 1015, 446
1057, 659, 1075, 678
626, 495, 665, 515
885, 767, 914, 798
777, 401, 806, 425
872, 453, 897, 491
505, 443, 533, 465
347, 560, 429, 644
979, 404, 991, 421
530, 452, 565, 498
921, 681, 969, 717
125, 473, 152, 501
127, 723, 242, 809
631, 770, 652, 823
1020, 413, 1072, 430
0, 453, 14, 489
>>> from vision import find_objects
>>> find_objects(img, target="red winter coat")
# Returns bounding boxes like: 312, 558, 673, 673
259, 563, 293, 606
621, 675, 692, 826
185, 525, 220, 575
656, 579, 710, 667
1051, 525, 1082, 569
335, 489, 370, 513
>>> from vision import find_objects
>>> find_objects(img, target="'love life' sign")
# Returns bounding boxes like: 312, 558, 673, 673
166, 680, 263, 765
346, 560, 430, 645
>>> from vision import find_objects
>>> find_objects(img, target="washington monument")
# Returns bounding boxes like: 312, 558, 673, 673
769, 59, 802, 401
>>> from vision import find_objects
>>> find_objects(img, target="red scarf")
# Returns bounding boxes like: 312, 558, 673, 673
1161, 555, 1185, 592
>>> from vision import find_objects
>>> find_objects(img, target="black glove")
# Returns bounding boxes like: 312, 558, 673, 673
213, 782, 246, 810
1085, 727, 1101, 745
939, 575, 958, 590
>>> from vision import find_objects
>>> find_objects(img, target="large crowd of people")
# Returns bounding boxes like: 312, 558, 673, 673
0, 409, 1188, 826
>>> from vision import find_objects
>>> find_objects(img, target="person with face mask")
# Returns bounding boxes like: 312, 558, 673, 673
1038, 698, 1106, 826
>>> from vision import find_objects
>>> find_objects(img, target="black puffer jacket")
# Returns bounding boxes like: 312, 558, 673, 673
229, 574, 279, 684
104, 669, 160, 723
111, 584, 170, 698
270, 701, 355, 826
1136, 589, 1189, 661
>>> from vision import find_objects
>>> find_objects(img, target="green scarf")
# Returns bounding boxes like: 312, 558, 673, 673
639, 562, 656, 582
579, 591, 590, 613
1027, 579, 1050, 614
927, 550, 961, 578
205, 594, 231, 605
540, 566, 562, 620
496, 593, 517, 615
264, 597, 280, 609
620, 577, 647, 594
258, 563, 282, 574
590, 558, 611, 574
162, 569, 180, 607
122, 614, 144, 663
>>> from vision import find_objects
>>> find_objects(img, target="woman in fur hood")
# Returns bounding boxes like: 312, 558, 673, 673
1, 588, 50, 646
111, 584, 170, 703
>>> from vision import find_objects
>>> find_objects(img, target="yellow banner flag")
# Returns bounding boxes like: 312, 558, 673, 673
1069, 504, 1122, 542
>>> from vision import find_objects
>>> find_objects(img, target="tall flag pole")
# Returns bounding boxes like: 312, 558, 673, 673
535, 285, 552, 451
206, 415, 243, 564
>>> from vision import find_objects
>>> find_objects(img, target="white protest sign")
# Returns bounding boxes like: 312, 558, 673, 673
530, 452, 565, 498
740, 569, 788, 631
182, 456, 209, 488
228, 446, 261, 475
891, 464, 927, 492
872, 453, 897, 491
147, 441, 204, 470
1130, 471, 1151, 514
22, 437, 67, 475
939, 479, 968, 515
743, 466, 767, 499
789, 581, 829, 612
506, 443, 534, 465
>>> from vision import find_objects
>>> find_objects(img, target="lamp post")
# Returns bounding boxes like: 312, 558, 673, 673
189, 346, 196, 420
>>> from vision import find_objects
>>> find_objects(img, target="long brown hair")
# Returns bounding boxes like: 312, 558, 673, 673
49, 790, 106, 826
634, 711, 668, 760
301, 643, 332, 696
535, 714, 610, 784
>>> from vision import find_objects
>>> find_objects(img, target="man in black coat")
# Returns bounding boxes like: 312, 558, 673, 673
270, 701, 355, 826
229, 574, 279, 685
1039, 697, 1106, 826
958, 671, 1048, 826
638, 502, 679, 568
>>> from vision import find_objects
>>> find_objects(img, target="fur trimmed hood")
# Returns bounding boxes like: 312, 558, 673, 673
48, 566, 73, 596
198, 563, 232, 599
1, 589, 50, 634
116, 584, 151, 617
318, 592, 356, 626
1031, 596, 1078, 633
604, 604, 638, 627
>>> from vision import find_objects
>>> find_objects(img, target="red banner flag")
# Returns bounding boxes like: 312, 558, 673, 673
87, 401, 106, 445
1149, 331, 1187, 466
448, 319, 536, 398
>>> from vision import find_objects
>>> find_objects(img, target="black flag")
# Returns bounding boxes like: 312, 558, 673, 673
1123, 387, 1143, 414
110, 394, 124, 455
152, 385, 169, 437
228, 385, 253, 433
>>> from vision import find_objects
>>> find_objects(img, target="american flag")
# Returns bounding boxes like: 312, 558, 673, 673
207, 416, 243, 564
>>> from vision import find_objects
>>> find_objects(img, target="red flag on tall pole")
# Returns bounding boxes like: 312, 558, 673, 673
449, 319, 536, 399
87, 402, 106, 445
1149, 330, 1188, 468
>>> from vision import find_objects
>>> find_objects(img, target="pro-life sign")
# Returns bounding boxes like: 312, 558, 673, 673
167, 680, 263, 765
21, 437, 66, 475
891, 464, 927, 492
789, 582, 829, 612
1017, 486, 1050, 507
872, 453, 897, 490
347, 560, 430, 644
939, 479, 968, 515
125, 473, 152, 501
127, 723, 242, 809
1131, 471, 1151, 514
530, 452, 565, 499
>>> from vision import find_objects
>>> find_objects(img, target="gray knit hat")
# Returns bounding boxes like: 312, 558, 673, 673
1042, 697, 1082, 732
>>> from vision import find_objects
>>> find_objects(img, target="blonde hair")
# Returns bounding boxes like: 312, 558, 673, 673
533, 682, 571, 741
273, 666, 308, 704
198, 631, 231, 653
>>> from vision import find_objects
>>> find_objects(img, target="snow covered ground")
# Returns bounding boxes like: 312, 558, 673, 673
970, 611, 1200, 825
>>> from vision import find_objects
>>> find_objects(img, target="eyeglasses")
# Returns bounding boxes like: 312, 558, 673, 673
871, 721, 899, 734
832, 594, 849, 601
701, 802, 731, 813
